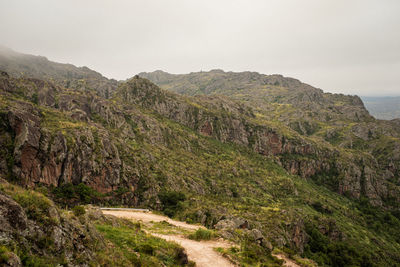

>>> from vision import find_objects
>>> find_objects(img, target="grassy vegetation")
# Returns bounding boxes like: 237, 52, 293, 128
51, 182, 104, 206
96, 222, 194, 266
72, 205, 86, 216
187, 228, 215, 241
146, 221, 192, 236
158, 191, 186, 218
0, 246, 10, 265
12, 189, 57, 226
215, 243, 283, 267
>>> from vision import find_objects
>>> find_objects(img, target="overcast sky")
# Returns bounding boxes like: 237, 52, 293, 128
1, 0, 399, 96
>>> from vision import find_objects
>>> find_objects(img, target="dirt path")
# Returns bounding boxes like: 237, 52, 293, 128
102, 210, 204, 230
103, 210, 235, 267
273, 253, 301, 267
103, 210, 300, 267
153, 233, 233, 267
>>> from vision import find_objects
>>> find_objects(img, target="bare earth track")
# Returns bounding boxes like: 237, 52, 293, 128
102, 210, 234, 267
102, 210, 299, 267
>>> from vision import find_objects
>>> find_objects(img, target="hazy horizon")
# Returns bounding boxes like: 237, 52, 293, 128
1, 0, 399, 97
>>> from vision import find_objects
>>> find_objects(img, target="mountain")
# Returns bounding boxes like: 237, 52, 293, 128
1, 51, 400, 266
361, 96, 400, 120
0, 46, 117, 98
140, 70, 400, 200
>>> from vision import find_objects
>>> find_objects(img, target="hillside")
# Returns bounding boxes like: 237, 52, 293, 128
0, 52, 400, 266
140, 70, 400, 199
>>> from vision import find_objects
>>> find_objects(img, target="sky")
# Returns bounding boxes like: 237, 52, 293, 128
0, 0, 399, 96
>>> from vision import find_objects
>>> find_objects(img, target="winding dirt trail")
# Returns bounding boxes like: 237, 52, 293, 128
102, 210, 235, 267
102, 210, 203, 230
273, 253, 301, 267
102, 210, 300, 267
153, 233, 233, 267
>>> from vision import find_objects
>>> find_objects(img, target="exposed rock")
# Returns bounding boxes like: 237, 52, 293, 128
214, 217, 249, 230
0, 180, 104, 266
0, 192, 28, 242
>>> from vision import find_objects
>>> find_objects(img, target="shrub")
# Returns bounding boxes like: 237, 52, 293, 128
188, 228, 214, 241
138, 243, 154, 255
303, 222, 375, 267
13, 190, 54, 225
158, 191, 186, 217
31, 93, 38, 104
72, 205, 86, 217
0, 246, 10, 264
311, 201, 332, 214
52, 183, 102, 205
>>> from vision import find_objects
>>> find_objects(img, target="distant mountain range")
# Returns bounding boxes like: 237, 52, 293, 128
361, 96, 400, 120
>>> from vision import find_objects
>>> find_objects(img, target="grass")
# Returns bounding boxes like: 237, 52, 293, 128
215, 245, 283, 267
146, 221, 192, 235
95, 223, 193, 266
187, 228, 215, 241
11, 189, 57, 226
0, 246, 10, 265
72, 205, 86, 217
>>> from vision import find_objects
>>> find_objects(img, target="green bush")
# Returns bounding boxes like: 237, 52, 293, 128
13, 190, 54, 225
72, 205, 86, 217
138, 243, 154, 255
0, 246, 10, 264
52, 183, 103, 205
188, 228, 214, 241
311, 201, 332, 214
158, 191, 186, 217
303, 222, 375, 267
31, 93, 38, 104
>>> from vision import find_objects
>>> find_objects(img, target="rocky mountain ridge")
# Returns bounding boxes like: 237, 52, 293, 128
139, 70, 400, 207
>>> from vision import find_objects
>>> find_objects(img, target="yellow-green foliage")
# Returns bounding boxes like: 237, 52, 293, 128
0, 246, 10, 265
96, 223, 192, 266
11, 189, 57, 226
72, 205, 86, 217
41, 109, 86, 131
187, 228, 215, 241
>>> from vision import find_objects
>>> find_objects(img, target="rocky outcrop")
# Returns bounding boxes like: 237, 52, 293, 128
5, 101, 124, 192
0, 179, 104, 266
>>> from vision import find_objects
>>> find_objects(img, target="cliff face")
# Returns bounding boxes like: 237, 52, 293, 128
0, 72, 143, 207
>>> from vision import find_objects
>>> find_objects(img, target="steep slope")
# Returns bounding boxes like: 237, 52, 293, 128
0, 46, 117, 98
